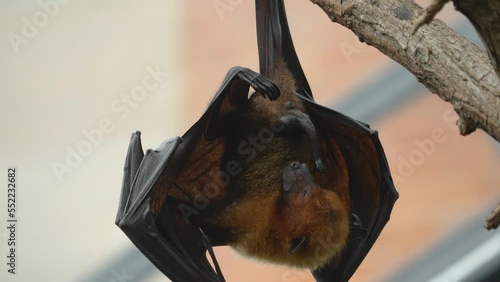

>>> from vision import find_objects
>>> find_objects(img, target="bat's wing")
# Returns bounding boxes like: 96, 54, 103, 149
256, 0, 312, 99
115, 132, 224, 282
115, 67, 279, 282
300, 95, 399, 282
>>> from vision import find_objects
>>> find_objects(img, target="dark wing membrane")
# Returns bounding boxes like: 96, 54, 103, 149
115, 131, 145, 224
116, 68, 259, 282
256, 0, 312, 99
115, 133, 223, 282
299, 96, 399, 282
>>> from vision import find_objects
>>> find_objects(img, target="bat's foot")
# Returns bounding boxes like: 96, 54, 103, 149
237, 68, 280, 100
279, 106, 325, 173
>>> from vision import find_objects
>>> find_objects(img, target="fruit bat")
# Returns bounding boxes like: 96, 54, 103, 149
115, 0, 398, 281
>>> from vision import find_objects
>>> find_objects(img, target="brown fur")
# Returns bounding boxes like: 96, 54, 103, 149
150, 57, 350, 270
205, 58, 350, 269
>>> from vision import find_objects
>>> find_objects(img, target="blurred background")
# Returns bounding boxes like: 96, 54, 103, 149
1, 0, 498, 281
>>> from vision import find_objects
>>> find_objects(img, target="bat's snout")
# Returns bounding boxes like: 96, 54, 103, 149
281, 161, 314, 201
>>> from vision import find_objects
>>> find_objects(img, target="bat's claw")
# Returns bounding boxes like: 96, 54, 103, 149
237, 68, 280, 101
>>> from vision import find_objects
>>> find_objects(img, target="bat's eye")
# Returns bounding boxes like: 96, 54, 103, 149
290, 162, 301, 169
284, 101, 295, 110
283, 184, 290, 192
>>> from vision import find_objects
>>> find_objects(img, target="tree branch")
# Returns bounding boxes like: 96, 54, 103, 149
485, 203, 500, 230
412, 0, 449, 35
310, 0, 500, 142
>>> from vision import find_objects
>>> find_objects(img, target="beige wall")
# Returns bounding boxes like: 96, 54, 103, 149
1, 1, 184, 281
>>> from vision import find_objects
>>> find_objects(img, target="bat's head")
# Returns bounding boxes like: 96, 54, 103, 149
276, 161, 349, 269
233, 161, 349, 270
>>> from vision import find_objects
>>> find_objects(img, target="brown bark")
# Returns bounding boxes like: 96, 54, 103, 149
485, 203, 500, 230
412, 0, 449, 35
413, 0, 500, 78
309, 0, 500, 142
